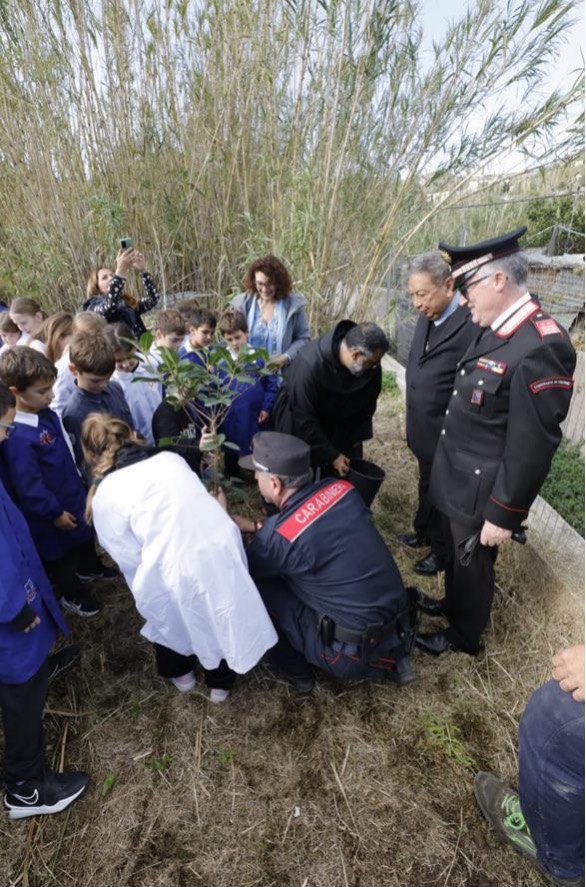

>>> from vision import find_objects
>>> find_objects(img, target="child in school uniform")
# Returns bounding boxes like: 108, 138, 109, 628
175, 298, 200, 351
178, 307, 217, 368
62, 331, 134, 468
0, 313, 22, 354
0, 348, 109, 617
218, 309, 279, 477
0, 381, 89, 820
50, 312, 107, 417
106, 322, 162, 445
146, 308, 186, 369
9, 297, 47, 351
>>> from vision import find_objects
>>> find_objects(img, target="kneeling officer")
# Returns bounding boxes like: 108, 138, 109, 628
235, 432, 417, 691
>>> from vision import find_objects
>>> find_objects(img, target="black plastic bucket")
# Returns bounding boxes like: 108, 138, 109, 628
347, 458, 386, 507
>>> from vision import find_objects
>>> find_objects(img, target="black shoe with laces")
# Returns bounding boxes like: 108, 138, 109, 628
396, 532, 428, 549
414, 587, 447, 617
4, 769, 89, 820
414, 553, 446, 576
77, 563, 119, 582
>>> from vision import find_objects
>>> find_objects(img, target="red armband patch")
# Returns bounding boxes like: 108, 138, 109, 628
529, 377, 574, 394
277, 480, 354, 543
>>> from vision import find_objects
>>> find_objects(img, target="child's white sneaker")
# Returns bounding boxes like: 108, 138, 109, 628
169, 672, 197, 693
209, 688, 230, 704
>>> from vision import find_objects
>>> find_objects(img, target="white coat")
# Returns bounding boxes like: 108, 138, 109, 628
92, 450, 277, 673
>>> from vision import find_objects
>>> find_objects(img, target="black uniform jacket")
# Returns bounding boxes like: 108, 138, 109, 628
429, 298, 576, 531
406, 306, 479, 463
272, 320, 382, 468
247, 478, 406, 629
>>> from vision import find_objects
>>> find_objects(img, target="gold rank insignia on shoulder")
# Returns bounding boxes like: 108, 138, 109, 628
438, 249, 452, 265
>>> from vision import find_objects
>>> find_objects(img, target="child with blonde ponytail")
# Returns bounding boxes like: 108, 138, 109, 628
82, 413, 277, 702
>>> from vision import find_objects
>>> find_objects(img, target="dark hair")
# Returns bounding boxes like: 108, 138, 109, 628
103, 322, 136, 355
0, 380, 16, 417
343, 323, 389, 357
242, 255, 292, 301
219, 309, 248, 336
0, 346, 57, 391
69, 332, 115, 376
155, 308, 185, 337
0, 313, 19, 335
188, 308, 217, 330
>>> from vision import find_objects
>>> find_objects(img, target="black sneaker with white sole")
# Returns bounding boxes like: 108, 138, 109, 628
4, 769, 89, 820
47, 644, 81, 682
77, 563, 119, 582
60, 591, 101, 617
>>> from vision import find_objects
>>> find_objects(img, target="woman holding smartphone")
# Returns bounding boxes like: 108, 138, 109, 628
83, 244, 160, 338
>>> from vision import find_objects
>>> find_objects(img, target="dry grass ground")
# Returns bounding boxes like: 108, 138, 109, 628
1, 387, 583, 887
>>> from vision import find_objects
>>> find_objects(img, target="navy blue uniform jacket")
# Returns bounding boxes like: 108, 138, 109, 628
221, 359, 279, 455
246, 478, 406, 630
62, 380, 134, 468
0, 476, 67, 683
3, 409, 94, 561
429, 300, 576, 530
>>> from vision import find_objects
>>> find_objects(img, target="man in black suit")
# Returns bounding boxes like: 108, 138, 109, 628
416, 228, 576, 656
397, 253, 479, 575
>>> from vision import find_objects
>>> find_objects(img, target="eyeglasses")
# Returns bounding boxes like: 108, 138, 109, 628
0, 421, 16, 438
458, 273, 491, 298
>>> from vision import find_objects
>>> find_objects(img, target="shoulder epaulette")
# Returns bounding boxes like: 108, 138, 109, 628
530, 313, 563, 339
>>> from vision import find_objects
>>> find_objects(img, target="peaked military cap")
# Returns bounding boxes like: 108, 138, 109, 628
239, 431, 311, 476
438, 226, 527, 285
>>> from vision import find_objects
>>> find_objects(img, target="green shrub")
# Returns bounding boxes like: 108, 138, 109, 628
381, 370, 400, 397
540, 440, 585, 536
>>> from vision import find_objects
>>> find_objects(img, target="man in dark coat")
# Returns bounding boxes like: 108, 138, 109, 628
272, 321, 388, 477
233, 432, 417, 690
398, 252, 479, 576
416, 227, 576, 657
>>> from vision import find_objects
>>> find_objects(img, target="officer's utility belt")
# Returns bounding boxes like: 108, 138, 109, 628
316, 598, 417, 660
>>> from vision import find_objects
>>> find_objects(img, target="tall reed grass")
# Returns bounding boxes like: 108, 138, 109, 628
0, 0, 582, 322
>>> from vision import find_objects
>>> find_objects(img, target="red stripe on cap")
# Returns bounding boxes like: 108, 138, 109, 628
277, 480, 354, 543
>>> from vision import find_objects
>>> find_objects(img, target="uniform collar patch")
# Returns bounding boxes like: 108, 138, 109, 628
494, 300, 539, 339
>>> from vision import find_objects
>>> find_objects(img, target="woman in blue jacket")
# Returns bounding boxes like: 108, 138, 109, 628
230, 255, 311, 370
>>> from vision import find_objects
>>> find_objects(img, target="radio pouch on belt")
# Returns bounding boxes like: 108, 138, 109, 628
317, 614, 335, 646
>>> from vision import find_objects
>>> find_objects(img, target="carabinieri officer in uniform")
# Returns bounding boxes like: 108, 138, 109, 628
416, 227, 576, 657
232, 432, 418, 691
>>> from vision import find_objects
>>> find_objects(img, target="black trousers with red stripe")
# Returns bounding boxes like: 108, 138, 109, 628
256, 578, 407, 682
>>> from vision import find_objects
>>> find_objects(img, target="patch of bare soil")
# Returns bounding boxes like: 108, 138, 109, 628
1, 390, 582, 887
